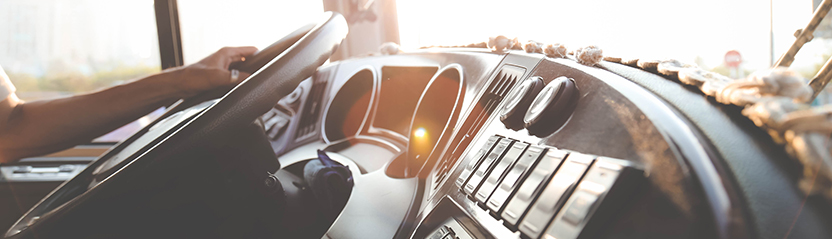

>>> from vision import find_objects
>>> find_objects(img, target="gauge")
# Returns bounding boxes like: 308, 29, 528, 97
406, 65, 463, 176
322, 68, 375, 143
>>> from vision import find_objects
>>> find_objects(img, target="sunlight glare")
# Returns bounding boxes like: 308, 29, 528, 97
414, 127, 427, 138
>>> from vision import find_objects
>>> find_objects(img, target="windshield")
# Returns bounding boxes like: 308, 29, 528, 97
396, 0, 832, 104
2, 0, 828, 145
178, 0, 324, 64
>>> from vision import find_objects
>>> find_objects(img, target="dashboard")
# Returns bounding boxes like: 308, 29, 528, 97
262, 50, 830, 239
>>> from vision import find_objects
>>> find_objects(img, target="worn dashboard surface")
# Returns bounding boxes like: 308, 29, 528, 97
265, 50, 831, 239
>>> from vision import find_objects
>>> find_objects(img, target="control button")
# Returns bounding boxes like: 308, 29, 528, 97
543, 157, 642, 239
29, 167, 60, 174
474, 142, 528, 204
433, 218, 474, 239
464, 138, 513, 195
487, 145, 546, 214
501, 149, 567, 228
58, 165, 75, 173
12, 166, 32, 174
456, 136, 502, 188
518, 153, 593, 239
523, 76, 579, 137
560, 190, 599, 226
261, 109, 277, 121
500, 77, 544, 130
429, 225, 451, 239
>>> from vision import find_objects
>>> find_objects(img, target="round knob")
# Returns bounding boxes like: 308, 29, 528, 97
500, 77, 544, 130
524, 76, 579, 137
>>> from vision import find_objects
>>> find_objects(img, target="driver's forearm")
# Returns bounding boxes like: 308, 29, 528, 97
0, 70, 185, 163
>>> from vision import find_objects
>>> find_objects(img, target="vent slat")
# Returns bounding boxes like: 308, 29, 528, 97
295, 79, 327, 139
491, 75, 509, 94
431, 65, 526, 187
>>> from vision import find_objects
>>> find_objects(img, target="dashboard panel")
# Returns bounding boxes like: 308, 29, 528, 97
265, 50, 831, 239
414, 55, 726, 239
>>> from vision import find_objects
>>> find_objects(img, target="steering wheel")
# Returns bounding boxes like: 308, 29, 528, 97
5, 12, 348, 239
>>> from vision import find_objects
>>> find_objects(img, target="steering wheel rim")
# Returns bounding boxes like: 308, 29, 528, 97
5, 12, 348, 238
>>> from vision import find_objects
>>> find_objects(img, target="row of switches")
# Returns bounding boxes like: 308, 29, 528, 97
453, 135, 642, 239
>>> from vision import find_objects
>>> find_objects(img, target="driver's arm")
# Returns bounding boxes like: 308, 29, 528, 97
0, 46, 258, 163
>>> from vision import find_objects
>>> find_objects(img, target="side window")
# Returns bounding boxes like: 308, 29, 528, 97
0, 0, 162, 142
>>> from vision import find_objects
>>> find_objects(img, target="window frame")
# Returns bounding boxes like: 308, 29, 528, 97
154, 0, 184, 70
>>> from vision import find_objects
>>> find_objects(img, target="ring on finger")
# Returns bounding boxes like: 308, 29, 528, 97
230, 69, 240, 83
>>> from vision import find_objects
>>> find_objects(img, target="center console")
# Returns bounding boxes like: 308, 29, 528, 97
405, 53, 716, 239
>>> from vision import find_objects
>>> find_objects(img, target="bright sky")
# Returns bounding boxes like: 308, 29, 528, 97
177, 0, 324, 64
3, 0, 824, 78
396, 0, 823, 73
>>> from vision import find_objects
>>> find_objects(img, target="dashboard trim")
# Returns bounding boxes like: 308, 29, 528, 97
550, 58, 740, 239
410, 63, 466, 176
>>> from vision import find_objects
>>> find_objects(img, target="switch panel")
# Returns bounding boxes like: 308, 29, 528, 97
543, 157, 642, 239
463, 138, 513, 195
444, 134, 643, 239
487, 145, 546, 214
456, 135, 502, 188
501, 149, 567, 228
518, 153, 593, 239
474, 142, 529, 204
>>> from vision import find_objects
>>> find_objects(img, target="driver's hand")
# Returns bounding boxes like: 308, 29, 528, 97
171, 46, 258, 98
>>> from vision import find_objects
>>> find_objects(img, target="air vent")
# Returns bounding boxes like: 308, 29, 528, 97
431, 65, 524, 189
295, 77, 328, 140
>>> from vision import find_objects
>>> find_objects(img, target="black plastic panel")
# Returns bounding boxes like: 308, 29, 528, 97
410, 53, 738, 239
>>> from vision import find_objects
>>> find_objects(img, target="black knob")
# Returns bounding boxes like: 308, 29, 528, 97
500, 77, 544, 130
264, 174, 284, 195
524, 76, 579, 137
